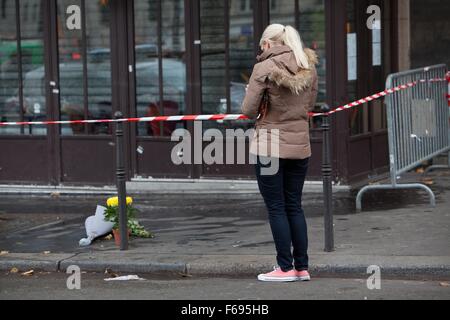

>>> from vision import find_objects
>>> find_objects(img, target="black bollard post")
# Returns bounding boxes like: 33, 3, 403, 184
114, 111, 128, 250
321, 104, 334, 252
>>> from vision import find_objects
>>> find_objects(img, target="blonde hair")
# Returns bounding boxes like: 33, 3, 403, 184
259, 24, 310, 69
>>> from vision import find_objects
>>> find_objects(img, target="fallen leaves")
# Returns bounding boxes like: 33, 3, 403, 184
104, 268, 119, 278
102, 234, 113, 240
178, 272, 192, 278
421, 178, 434, 185
8, 268, 34, 276
21, 270, 34, 276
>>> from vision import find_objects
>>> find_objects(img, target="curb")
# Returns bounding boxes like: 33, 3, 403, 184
186, 262, 450, 279
307, 264, 450, 279
1, 255, 449, 279
0, 181, 351, 196
58, 260, 187, 274
0, 259, 59, 272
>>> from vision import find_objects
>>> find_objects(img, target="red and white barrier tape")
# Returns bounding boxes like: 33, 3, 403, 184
311, 77, 447, 116
0, 114, 249, 126
311, 81, 416, 116
0, 77, 448, 126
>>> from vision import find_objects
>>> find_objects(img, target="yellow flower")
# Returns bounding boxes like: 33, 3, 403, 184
107, 196, 133, 207
107, 197, 118, 207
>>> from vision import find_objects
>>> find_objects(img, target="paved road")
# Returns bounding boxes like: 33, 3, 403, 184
0, 272, 448, 300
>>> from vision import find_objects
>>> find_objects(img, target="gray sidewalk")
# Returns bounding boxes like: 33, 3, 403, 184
0, 170, 449, 279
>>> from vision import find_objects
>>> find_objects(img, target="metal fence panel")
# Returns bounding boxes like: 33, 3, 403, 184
357, 64, 449, 211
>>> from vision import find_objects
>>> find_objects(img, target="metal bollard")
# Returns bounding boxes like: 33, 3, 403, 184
321, 104, 334, 252
114, 111, 128, 250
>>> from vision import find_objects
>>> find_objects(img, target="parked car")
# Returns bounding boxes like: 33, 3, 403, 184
135, 58, 186, 136
0, 55, 187, 135
1, 47, 253, 135
0, 39, 43, 69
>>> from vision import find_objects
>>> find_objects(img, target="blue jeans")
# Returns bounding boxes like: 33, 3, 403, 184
255, 156, 309, 272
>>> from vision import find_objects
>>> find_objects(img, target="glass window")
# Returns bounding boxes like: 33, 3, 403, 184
200, 0, 227, 129
86, 0, 112, 135
0, 0, 20, 135
134, 0, 186, 137
0, 0, 46, 135
229, 0, 254, 119
270, 0, 326, 129
372, 1, 389, 132
200, 0, 255, 132
57, 0, 112, 136
240, 0, 246, 11
271, 0, 277, 10
270, 0, 326, 104
346, 0, 369, 135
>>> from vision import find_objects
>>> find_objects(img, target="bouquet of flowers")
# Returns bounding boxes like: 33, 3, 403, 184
104, 196, 153, 240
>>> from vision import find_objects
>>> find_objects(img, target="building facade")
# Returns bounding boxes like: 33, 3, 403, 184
0, 0, 444, 186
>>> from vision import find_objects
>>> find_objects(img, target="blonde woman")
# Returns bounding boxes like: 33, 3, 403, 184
242, 24, 318, 282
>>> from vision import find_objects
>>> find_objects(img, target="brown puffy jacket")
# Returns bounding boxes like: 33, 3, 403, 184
241, 45, 319, 159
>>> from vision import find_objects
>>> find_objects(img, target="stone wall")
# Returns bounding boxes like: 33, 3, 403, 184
410, 0, 450, 69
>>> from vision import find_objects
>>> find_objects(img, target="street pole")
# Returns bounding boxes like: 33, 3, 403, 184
321, 104, 334, 252
114, 111, 128, 250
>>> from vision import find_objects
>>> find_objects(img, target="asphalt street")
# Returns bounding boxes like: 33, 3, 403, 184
0, 272, 449, 300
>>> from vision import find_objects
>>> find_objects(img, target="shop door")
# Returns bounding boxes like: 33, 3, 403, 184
0, 0, 55, 184
196, 0, 329, 179
54, 0, 115, 184
195, 0, 260, 178
346, 0, 395, 181
129, 0, 263, 180
128, 0, 193, 179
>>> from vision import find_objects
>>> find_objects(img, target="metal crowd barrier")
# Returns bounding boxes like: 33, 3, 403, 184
356, 64, 450, 211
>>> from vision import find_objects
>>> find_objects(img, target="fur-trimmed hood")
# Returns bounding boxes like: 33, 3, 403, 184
241, 45, 319, 160
257, 45, 319, 95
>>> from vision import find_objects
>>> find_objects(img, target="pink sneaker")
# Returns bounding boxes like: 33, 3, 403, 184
296, 270, 311, 281
257, 267, 299, 282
